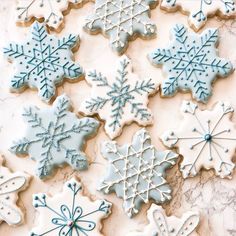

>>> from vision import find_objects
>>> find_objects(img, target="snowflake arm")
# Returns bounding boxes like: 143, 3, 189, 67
127, 204, 199, 236
10, 94, 99, 179
4, 22, 83, 103
31, 178, 112, 236
161, 0, 236, 31
161, 100, 236, 179
98, 129, 178, 217
84, 0, 157, 54
16, 0, 85, 30
0, 156, 30, 226
148, 24, 233, 103
79, 55, 158, 139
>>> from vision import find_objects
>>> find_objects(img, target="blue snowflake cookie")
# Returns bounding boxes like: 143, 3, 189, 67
84, 0, 157, 54
4, 21, 83, 103
31, 178, 112, 236
99, 129, 178, 217
10, 94, 99, 179
148, 24, 233, 103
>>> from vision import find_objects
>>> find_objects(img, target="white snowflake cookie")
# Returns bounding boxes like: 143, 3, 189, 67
161, 100, 236, 179
99, 129, 178, 217
16, 0, 85, 30
10, 94, 99, 179
79, 55, 158, 139
84, 0, 158, 54
30, 178, 112, 236
161, 0, 236, 31
148, 24, 233, 103
128, 204, 200, 236
4, 22, 83, 103
0, 156, 30, 226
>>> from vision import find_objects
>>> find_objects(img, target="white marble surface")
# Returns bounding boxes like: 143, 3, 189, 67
0, 0, 235, 235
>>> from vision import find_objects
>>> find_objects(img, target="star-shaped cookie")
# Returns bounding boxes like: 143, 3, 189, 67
149, 24, 233, 103
99, 129, 178, 217
128, 204, 199, 236
84, 0, 157, 54
161, 0, 236, 31
10, 94, 99, 179
161, 100, 236, 178
4, 22, 83, 103
0, 156, 30, 226
31, 178, 112, 235
79, 55, 158, 139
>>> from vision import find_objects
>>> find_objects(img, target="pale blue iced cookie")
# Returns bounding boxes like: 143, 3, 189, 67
161, 0, 235, 31
79, 55, 159, 139
84, 0, 157, 54
10, 94, 99, 179
149, 24, 233, 103
4, 22, 83, 103
31, 178, 112, 236
98, 128, 178, 217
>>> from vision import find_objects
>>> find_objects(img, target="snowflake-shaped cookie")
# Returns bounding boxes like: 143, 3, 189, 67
79, 56, 158, 139
0, 156, 30, 226
4, 22, 83, 103
161, 0, 236, 31
10, 94, 99, 179
148, 24, 233, 103
161, 100, 236, 179
31, 178, 112, 235
128, 204, 199, 236
99, 129, 178, 217
84, 0, 157, 54
16, 0, 84, 30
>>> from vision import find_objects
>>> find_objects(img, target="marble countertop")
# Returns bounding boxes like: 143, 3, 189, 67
0, 1, 235, 235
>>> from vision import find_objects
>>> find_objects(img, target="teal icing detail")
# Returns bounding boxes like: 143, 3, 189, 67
149, 24, 233, 103
31, 178, 111, 236
80, 56, 157, 139
84, 0, 157, 54
4, 21, 83, 102
10, 94, 99, 179
161, 0, 235, 30
98, 128, 178, 218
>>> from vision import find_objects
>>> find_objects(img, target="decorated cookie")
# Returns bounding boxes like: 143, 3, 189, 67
4, 21, 83, 103
79, 55, 158, 139
10, 94, 99, 179
84, 0, 157, 54
99, 128, 178, 217
16, 0, 85, 30
0, 155, 30, 226
31, 178, 112, 235
148, 24, 233, 103
128, 204, 200, 236
161, 0, 236, 31
161, 100, 236, 179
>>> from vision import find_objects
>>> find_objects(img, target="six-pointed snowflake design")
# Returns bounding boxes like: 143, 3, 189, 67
99, 129, 178, 217
31, 178, 112, 236
127, 204, 199, 236
0, 156, 30, 226
16, 0, 84, 30
161, 100, 236, 179
79, 55, 158, 139
161, 0, 236, 31
4, 22, 83, 102
149, 24, 233, 103
84, 0, 157, 54
10, 94, 99, 179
